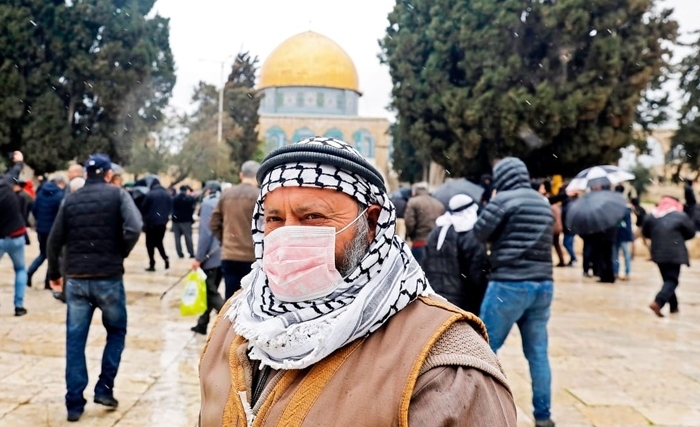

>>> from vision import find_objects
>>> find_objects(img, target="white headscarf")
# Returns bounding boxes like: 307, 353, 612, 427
434, 194, 479, 251
228, 137, 433, 370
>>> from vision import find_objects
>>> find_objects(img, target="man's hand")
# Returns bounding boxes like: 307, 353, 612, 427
191, 260, 201, 271
12, 151, 23, 163
49, 278, 63, 293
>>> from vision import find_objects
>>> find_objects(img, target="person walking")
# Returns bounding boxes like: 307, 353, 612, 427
210, 160, 260, 299
474, 157, 556, 427
613, 187, 633, 280
0, 151, 29, 316
63, 164, 85, 199
140, 177, 173, 271
172, 185, 196, 259
643, 196, 696, 317
28, 175, 67, 289
422, 194, 488, 315
683, 179, 696, 219
404, 182, 445, 264
630, 197, 649, 259
47, 154, 142, 422
190, 182, 223, 335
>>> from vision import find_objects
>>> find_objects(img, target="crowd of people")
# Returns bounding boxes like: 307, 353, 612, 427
2, 140, 697, 426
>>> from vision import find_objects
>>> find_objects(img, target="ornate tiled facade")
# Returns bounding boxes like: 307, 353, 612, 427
257, 31, 392, 180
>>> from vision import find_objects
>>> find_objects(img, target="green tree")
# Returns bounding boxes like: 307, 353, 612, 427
380, 0, 678, 178
0, 0, 175, 174
629, 162, 653, 197
224, 52, 262, 168
171, 82, 237, 184
671, 32, 700, 171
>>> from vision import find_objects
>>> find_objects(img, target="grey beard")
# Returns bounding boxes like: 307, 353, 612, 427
337, 213, 370, 277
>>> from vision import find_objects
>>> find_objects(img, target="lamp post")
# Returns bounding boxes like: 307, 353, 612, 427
199, 55, 234, 144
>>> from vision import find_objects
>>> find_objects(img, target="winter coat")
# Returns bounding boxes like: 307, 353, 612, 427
0, 162, 26, 238
140, 182, 173, 227
404, 194, 445, 243
196, 194, 221, 270
474, 157, 553, 282
616, 208, 633, 244
172, 192, 197, 223
422, 226, 488, 315
31, 181, 64, 234
642, 211, 695, 266
47, 178, 143, 280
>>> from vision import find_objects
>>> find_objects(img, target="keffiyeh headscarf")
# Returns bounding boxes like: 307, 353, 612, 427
227, 137, 433, 370
434, 194, 479, 251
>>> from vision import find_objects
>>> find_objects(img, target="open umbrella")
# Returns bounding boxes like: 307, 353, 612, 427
566, 166, 634, 192
565, 191, 628, 235
431, 179, 484, 209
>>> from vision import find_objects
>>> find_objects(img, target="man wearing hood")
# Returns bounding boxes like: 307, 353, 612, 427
197, 137, 516, 426
140, 177, 173, 271
474, 157, 555, 427
643, 196, 696, 317
28, 174, 67, 288
422, 194, 488, 315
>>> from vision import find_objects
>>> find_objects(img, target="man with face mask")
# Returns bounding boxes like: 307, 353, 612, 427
197, 137, 516, 426
47, 154, 143, 422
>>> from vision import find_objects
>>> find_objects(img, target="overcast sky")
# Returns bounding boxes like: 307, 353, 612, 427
155, 0, 699, 121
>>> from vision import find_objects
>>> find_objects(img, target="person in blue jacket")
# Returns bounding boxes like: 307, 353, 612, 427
613, 185, 633, 280
28, 175, 67, 288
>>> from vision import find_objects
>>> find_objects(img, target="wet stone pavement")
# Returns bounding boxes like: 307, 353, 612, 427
1, 232, 700, 426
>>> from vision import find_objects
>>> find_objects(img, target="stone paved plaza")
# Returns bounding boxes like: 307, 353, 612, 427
1, 232, 699, 426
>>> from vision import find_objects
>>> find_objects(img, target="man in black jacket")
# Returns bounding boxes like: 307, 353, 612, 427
474, 157, 555, 427
0, 151, 29, 316
422, 194, 488, 315
172, 185, 196, 258
643, 196, 696, 317
139, 177, 173, 271
47, 154, 143, 422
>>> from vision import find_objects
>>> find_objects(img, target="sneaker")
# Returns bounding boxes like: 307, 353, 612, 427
670, 306, 679, 314
67, 411, 83, 422
53, 291, 66, 303
191, 325, 208, 335
568, 260, 578, 267
94, 395, 119, 408
649, 301, 664, 318
556, 262, 566, 268
535, 420, 555, 427
14, 307, 27, 317
145, 266, 156, 272
189, 254, 196, 259
164, 259, 170, 270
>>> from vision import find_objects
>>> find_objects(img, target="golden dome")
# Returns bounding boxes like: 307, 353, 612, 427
259, 31, 360, 93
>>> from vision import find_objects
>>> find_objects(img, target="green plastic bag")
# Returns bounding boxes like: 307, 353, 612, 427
180, 269, 207, 316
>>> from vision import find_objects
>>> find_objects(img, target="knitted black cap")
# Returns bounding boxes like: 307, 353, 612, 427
257, 137, 386, 192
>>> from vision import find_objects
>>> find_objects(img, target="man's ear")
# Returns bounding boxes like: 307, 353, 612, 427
366, 204, 382, 242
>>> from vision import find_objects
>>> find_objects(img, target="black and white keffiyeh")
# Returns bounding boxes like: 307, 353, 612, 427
227, 137, 434, 370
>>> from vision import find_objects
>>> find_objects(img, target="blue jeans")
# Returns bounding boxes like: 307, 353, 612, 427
65, 277, 127, 414
411, 246, 426, 265
563, 232, 577, 262
613, 241, 631, 276
480, 280, 553, 421
0, 236, 28, 308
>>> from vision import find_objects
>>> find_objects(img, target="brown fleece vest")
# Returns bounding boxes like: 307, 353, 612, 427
199, 296, 487, 427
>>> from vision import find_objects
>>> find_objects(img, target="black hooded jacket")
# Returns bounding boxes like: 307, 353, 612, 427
140, 179, 173, 227
474, 158, 553, 282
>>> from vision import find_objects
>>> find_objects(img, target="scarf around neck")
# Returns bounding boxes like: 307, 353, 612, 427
228, 137, 433, 370
654, 196, 683, 218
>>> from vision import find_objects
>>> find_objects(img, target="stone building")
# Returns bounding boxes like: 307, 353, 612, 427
257, 31, 392, 179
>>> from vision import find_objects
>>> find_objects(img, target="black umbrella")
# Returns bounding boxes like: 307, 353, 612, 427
565, 191, 628, 235
431, 179, 484, 208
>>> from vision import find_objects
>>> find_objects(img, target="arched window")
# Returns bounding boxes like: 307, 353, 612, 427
292, 127, 315, 143
265, 127, 287, 153
353, 129, 375, 158
323, 128, 344, 141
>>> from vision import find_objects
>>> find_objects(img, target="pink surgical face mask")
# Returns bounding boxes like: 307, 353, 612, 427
262, 209, 368, 302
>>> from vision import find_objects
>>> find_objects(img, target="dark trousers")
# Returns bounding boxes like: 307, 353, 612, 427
28, 232, 50, 288
552, 233, 565, 265
173, 222, 194, 257
221, 260, 253, 300
655, 263, 680, 311
196, 267, 224, 329
582, 236, 594, 275
145, 225, 168, 266
592, 239, 615, 283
